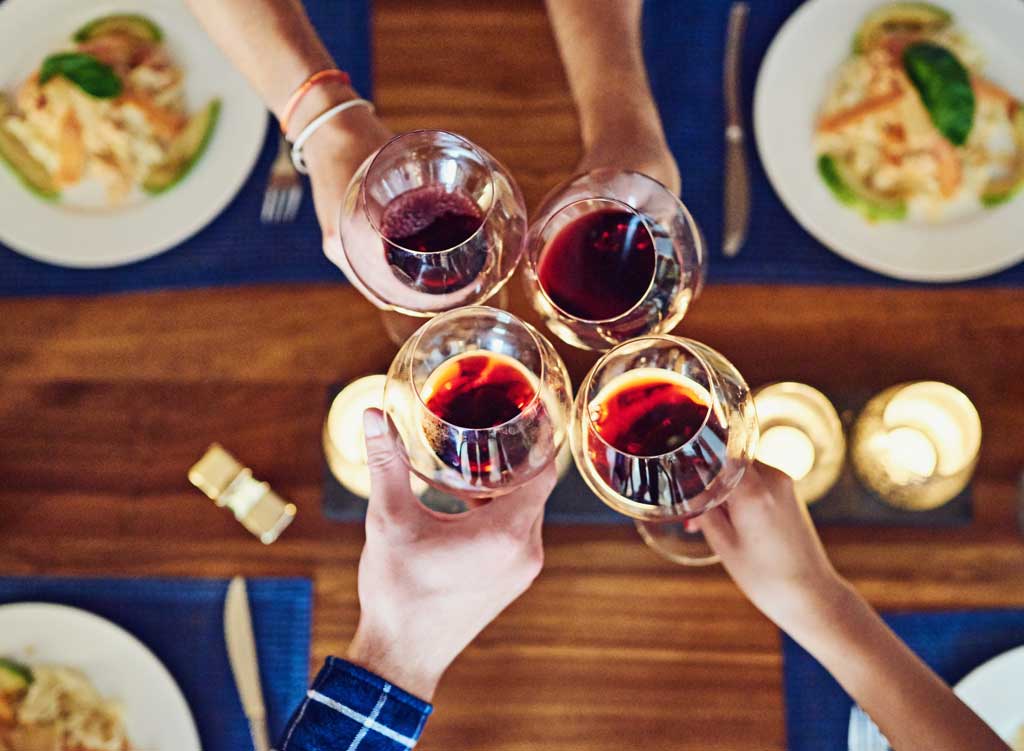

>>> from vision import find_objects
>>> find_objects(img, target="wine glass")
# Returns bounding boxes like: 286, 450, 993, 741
337, 130, 527, 339
570, 335, 758, 564
522, 169, 705, 351
384, 306, 573, 501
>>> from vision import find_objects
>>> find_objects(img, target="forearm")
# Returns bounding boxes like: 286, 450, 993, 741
787, 582, 1008, 751
184, 0, 357, 133
544, 0, 662, 146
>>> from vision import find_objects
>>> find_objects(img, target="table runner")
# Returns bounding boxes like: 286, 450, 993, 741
0, 576, 312, 751
782, 608, 1024, 750
642, 0, 1024, 286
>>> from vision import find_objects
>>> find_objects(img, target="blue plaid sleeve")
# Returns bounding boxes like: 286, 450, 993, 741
276, 657, 433, 751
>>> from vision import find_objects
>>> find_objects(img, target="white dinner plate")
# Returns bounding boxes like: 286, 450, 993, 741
754, 0, 1024, 282
955, 644, 1024, 744
0, 0, 268, 269
0, 602, 201, 751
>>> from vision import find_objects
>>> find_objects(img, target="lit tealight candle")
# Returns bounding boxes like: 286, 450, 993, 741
758, 425, 816, 482
753, 382, 845, 504
324, 375, 427, 499
851, 382, 980, 510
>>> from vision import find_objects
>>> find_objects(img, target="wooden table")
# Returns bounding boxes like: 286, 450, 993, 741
2, 2, 1023, 749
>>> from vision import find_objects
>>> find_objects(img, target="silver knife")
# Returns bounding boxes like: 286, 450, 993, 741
723, 2, 751, 258
225, 577, 271, 751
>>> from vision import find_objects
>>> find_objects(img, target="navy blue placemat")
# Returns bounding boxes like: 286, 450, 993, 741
0, 0, 370, 297
782, 608, 1024, 750
0, 576, 312, 751
642, 0, 1024, 286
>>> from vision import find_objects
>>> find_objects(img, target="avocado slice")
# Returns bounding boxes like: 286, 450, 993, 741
0, 658, 33, 695
73, 13, 163, 44
818, 154, 907, 221
854, 2, 952, 53
982, 108, 1024, 207
142, 99, 220, 195
0, 96, 59, 200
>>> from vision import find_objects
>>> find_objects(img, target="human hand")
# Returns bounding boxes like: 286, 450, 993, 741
300, 103, 392, 244
346, 408, 556, 700
577, 121, 681, 196
700, 462, 850, 634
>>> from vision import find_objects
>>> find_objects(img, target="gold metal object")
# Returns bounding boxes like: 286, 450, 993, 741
851, 382, 981, 511
753, 382, 845, 505
188, 444, 296, 544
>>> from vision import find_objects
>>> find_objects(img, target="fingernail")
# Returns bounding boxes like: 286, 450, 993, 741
363, 410, 385, 438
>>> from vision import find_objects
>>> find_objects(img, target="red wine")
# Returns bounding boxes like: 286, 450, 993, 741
423, 352, 537, 429
422, 352, 539, 479
592, 369, 709, 456
537, 208, 656, 321
380, 185, 486, 294
588, 369, 725, 506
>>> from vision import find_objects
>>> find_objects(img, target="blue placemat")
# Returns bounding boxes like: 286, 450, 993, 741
0, 576, 313, 751
782, 608, 1024, 750
642, 0, 1024, 286
0, 0, 370, 297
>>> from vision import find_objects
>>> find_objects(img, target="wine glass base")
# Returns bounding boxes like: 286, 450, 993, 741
634, 519, 720, 566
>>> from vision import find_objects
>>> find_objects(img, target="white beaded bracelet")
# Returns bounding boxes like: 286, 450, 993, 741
289, 98, 375, 174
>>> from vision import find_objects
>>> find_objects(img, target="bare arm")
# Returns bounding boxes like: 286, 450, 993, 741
702, 464, 1009, 751
544, 0, 678, 192
184, 0, 391, 238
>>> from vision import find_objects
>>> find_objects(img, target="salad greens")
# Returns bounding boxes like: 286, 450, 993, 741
39, 52, 122, 99
902, 42, 975, 146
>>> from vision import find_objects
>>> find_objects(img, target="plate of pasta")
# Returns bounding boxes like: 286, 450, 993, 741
0, 0, 267, 269
755, 0, 1024, 282
0, 603, 200, 751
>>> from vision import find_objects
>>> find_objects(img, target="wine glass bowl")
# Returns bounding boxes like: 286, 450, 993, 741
523, 169, 705, 351
570, 336, 757, 521
339, 130, 527, 316
384, 306, 573, 500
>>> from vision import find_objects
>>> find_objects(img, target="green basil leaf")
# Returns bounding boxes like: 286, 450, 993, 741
902, 42, 975, 146
39, 52, 122, 99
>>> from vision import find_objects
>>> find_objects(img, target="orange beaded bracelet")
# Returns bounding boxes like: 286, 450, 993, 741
279, 69, 352, 136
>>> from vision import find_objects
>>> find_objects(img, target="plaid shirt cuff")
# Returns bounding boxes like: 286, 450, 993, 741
276, 657, 433, 751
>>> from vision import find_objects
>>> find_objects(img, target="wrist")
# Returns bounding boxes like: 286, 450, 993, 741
346, 620, 445, 701
282, 80, 361, 141
778, 575, 864, 648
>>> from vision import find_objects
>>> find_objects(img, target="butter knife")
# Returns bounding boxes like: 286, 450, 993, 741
723, 2, 751, 257
225, 577, 271, 751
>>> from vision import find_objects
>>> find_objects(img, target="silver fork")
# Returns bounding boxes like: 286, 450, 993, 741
848, 705, 892, 751
260, 135, 303, 224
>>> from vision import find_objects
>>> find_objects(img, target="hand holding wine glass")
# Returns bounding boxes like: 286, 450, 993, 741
577, 122, 681, 197
348, 408, 557, 701
699, 461, 846, 630
700, 461, 1012, 751
303, 107, 392, 242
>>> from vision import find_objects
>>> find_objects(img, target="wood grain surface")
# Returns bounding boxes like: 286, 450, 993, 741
1, 2, 1023, 750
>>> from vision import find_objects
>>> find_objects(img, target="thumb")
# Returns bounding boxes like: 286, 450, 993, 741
363, 408, 416, 519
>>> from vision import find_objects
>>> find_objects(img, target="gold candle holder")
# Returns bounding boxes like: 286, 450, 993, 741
753, 382, 845, 505
324, 375, 428, 499
851, 382, 981, 511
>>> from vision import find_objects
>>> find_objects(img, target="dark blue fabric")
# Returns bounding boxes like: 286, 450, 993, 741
0, 576, 312, 751
0, 0, 370, 297
642, 0, 1024, 286
280, 657, 432, 751
782, 608, 1024, 751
